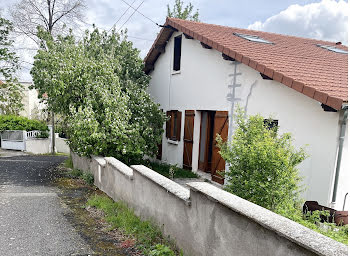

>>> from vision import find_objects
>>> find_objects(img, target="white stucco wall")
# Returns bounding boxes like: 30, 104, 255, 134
56, 137, 70, 154
26, 138, 51, 154
148, 31, 346, 207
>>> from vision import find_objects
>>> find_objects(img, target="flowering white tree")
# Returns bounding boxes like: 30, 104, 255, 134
31, 29, 166, 163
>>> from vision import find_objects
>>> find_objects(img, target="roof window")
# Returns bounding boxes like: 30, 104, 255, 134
316, 44, 348, 54
234, 32, 273, 44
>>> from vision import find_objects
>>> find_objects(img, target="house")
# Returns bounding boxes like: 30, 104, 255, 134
144, 18, 348, 210
19, 82, 46, 119
0, 80, 46, 119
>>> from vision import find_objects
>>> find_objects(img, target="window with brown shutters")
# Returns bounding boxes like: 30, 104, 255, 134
166, 110, 182, 141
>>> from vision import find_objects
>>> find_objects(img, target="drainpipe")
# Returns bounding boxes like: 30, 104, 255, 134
331, 106, 348, 206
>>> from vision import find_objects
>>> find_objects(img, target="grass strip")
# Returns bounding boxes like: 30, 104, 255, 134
87, 194, 180, 255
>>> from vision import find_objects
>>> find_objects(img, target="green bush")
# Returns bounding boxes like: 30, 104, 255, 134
217, 108, 307, 212
0, 115, 48, 132
35, 131, 49, 138
217, 108, 348, 244
82, 172, 94, 185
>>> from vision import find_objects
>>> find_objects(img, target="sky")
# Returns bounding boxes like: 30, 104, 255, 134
0, 0, 348, 81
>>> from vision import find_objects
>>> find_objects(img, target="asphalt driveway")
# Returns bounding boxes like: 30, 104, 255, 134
0, 155, 93, 256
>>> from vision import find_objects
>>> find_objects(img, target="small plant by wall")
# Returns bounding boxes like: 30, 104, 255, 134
146, 161, 198, 179
67, 168, 94, 185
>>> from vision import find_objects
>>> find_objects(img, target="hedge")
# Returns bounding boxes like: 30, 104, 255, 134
0, 115, 48, 132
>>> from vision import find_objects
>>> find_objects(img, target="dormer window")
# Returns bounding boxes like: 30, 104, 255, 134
173, 35, 182, 71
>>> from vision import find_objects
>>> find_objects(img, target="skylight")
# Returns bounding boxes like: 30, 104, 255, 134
234, 32, 273, 44
317, 44, 348, 54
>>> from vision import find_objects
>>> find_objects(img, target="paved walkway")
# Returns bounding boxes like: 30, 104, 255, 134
0, 155, 93, 256
0, 148, 28, 158
174, 171, 223, 189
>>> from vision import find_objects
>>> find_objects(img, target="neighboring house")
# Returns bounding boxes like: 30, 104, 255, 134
19, 82, 46, 120
145, 18, 348, 210
0, 80, 46, 119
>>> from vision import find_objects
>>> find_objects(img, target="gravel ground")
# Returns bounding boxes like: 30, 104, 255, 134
0, 155, 94, 256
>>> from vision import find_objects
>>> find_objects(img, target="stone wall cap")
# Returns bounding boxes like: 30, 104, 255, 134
132, 165, 190, 204
91, 155, 106, 167
187, 182, 348, 256
105, 157, 133, 179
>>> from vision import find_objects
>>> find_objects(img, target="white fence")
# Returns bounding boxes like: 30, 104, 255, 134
26, 130, 42, 139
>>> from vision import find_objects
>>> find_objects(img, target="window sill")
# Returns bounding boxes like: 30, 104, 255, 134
171, 70, 181, 75
167, 139, 179, 145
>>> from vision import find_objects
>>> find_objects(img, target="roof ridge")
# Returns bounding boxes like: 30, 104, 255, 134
167, 17, 348, 48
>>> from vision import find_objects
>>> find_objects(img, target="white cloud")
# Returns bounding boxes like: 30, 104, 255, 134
248, 0, 348, 45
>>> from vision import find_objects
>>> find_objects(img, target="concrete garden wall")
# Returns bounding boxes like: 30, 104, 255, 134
71, 152, 348, 256
25, 137, 69, 154
26, 138, 51, 154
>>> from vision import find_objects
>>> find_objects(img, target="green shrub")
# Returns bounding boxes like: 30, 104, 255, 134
68, 169, 83, 178
82, 172, 94, 185
64, 156, 73, 169
217, 108, 307, 212
35, 131, 49, 138
217, 108, 348, 244
0, 115, 48, 132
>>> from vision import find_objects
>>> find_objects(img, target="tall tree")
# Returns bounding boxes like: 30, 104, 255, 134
31, 29, 166, 163
10, 0, 86, 152
0, 16, 23, 115
167, 0, 199, 21
10, 0, 86, 44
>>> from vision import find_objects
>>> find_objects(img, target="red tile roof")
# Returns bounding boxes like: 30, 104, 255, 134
145, 18, 348, 110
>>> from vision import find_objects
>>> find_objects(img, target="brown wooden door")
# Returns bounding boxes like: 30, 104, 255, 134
211, 111, 228, 184
183, 110, 195, 169
198, 111, 215, 173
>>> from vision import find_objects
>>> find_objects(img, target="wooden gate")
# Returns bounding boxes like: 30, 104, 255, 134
183, 110, 195, 170
211, 111, 228, 184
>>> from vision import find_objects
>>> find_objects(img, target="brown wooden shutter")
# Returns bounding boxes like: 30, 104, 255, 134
211, 111, 228, 184
176, 111, 182, 141
183, 110, 195, 169
166, 111, 171, 138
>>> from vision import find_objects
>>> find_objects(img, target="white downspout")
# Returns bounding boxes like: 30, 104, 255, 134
331, 106, 348, 206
